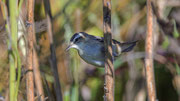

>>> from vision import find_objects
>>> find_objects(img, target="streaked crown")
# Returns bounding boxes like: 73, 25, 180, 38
70, 32, 87, 44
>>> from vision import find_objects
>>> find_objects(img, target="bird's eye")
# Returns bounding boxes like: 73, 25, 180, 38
74, 37, 82, 43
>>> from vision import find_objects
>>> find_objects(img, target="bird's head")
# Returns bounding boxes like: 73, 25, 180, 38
66, 32, 88, 51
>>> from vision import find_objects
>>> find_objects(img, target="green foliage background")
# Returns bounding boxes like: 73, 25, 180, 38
0, 0, 180, 101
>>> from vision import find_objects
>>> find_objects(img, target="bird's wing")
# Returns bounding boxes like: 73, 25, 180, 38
92, 36, 137, 56
91, 35, 104, 42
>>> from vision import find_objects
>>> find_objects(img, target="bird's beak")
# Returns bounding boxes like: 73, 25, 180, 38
66, 42, 73, 51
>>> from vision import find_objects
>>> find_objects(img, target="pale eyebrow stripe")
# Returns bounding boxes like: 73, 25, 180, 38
73, 33, 81, 42
78, 32, 85, 38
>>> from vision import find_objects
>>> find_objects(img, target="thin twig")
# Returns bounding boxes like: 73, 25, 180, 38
26, 0, 35, 100
33, 48, 45, 101
145, 0, 157, 101
103, 0, 114, 101
43, 0, 63, 101
42, 73, 55, 101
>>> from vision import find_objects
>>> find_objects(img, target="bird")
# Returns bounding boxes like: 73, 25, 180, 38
66, 32, 137, 67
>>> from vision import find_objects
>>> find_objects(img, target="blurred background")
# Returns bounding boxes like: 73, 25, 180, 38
0, 0, 180, 101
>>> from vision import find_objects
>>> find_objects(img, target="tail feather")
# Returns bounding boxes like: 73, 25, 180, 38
120, 41, 137, 52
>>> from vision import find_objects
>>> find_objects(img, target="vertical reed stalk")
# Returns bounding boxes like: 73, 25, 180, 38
43, 0, 63, 100
9, 0, 19, 101
26, 0, 35, 100
145, 0, 157, 101
33, 48, 45, 101
9, 54, 16, 101
103, 0, 114, 101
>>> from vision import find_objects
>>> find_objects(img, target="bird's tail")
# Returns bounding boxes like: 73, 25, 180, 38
120, 41, 138, 52
112, 40, 137, 57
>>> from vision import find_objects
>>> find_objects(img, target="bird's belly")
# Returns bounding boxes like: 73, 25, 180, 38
80, 55, 105, 67
79, 48, 105, 67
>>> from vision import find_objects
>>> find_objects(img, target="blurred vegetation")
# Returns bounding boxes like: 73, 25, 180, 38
0, 0, 180, 101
